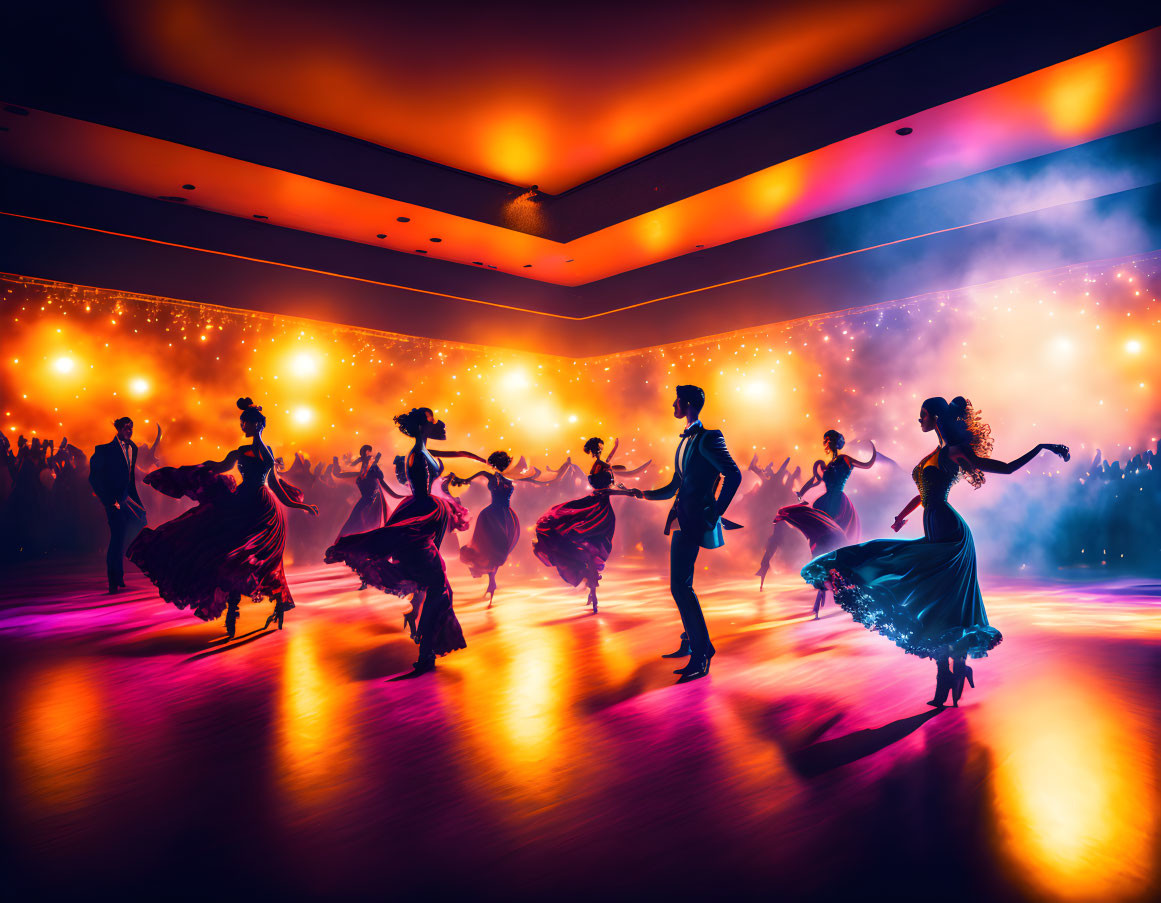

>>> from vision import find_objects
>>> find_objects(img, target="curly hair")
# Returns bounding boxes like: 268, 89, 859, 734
236, 396, 267, 429
923, 396, 993, 488
487, 450, 512, 472
359, 444, 373, 458
823, 429, 845, 451
394, 407, 433, 438
113, 416, 133, 430
583, 437, 604, 457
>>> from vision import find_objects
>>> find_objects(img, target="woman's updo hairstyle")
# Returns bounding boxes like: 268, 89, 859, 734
237, 396, 267, 429
394, 407, 433, 438
921, 395, 994, 488
583, 437, 604, 457
488, 450, 512, 472
359, 444, 373, 457
823, 429, 845, 451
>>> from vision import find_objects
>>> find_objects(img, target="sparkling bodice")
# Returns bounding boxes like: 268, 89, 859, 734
237, 448, 273, 488
588, 459, 614, 491
406, 448, 443, 497
913, 447, 957, 507
821, 457, 852, 494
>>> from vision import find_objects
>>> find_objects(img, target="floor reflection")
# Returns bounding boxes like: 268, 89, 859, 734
1, 560, 1158, 900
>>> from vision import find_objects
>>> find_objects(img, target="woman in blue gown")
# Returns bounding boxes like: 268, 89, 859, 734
775, 430, 876, 616
802, 396, 1068, 706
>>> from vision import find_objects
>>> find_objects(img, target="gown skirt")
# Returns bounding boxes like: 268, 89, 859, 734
325, 493, 470, 656
459, 503, 520, 577
774, 490, 860, 556
533, 492, 615, 588
801, 498, 1001, 659
127, 463, 299, 621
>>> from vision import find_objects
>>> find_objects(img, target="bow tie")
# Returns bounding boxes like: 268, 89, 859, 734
680, 425, 701, 438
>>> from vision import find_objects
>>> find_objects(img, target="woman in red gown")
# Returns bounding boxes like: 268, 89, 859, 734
127, 398, 319, 637
533, 437, 642, 613
325, 408, 484, 675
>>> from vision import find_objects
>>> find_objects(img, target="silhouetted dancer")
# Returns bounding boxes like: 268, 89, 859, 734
636, 385, 742, 682
89, 416, 146, 593
127, 398, 318, 637
533, 437, 642, 613
326, 407, 484, 675
775, 430, 877, 617
802, 396, 1068, 706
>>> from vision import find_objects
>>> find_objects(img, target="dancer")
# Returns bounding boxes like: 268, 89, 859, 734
127, 398, 318, 637
89, 417, 147, 593
750, 456, 802, 590
637, 385, 742, 682
802, 396, 1068, 706
775, 430, 877, 616
334, 446, 406, 538
325, 408, 483, 675
450, 451, 539, 603
533, 438, 641, 613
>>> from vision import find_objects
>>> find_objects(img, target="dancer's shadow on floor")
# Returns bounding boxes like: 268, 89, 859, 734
788, 709, 943, 778
182, 628, 275, 662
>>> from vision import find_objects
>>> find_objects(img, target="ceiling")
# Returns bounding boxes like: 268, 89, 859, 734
102, 0, 998, 193
1, 0, 1159, 352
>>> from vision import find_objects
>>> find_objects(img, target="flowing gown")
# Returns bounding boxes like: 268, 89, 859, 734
127, 448, 300, 621
336, 463, 390, 539
325, 449, 470, 658
533, 461, 616, 588
775, 456, 861, 555
801, 446, 1001, 660
458, 473, 520, 577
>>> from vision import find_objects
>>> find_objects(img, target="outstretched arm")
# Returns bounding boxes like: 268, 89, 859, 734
950, 442, 1069, 475
796, 460, 826, 498
331, 456, 361, 480
606, 439, 620, 463
201, 449, 241, 474
612, 459, 652, 477
449, 470, 490, 487
428, 449, 488, 463
844, 441, 878, 470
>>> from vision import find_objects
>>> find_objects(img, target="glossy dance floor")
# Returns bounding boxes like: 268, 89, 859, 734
2, 559, 1160, 901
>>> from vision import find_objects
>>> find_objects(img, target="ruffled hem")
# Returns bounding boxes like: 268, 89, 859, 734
323, 542, 422, 598
802, 558, 1002, 659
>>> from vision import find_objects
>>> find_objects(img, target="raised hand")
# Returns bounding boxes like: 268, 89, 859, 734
1044, 443, 1070, 462
891, 515, 907, 533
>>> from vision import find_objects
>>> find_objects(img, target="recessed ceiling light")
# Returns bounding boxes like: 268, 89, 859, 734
181, 184, 196, 190
158, 195, 187, 202
376, 233, 386, 239
896, 126, 913, 136
252, 214, 268, 220
429, 237, 442, 243
397, 216, 410, 223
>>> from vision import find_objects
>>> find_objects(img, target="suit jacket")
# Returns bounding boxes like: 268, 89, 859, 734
643, 424, 742, 549
89, 438, 143, 510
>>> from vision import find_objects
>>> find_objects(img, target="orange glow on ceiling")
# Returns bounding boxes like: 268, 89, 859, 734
2, 29, 1159, 288
106, 0, 998, 192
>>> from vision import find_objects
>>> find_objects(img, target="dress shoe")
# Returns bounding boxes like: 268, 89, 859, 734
661, 632, 691, 658
676, 655, 711, 683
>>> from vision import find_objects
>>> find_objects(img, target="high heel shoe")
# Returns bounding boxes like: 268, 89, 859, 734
224, 603, 240, 640
951, 659, 974, 706
812, 588, 826, 620
587, 587, 598, 613
403, 610, 419, 642
264, 604, 286, 631
927, 659, 953, 707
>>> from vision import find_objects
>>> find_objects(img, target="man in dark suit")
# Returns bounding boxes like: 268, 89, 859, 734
88, 416, 146, 592
635, 385, 742, 682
